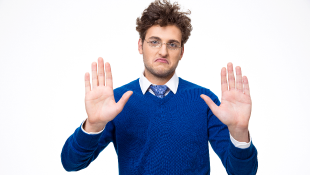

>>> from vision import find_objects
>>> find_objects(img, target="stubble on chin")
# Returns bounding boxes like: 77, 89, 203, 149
142, 51, 180, 79
144, 61, 178, 79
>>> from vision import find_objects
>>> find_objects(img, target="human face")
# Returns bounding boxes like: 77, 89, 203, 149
138, 25, 184, 80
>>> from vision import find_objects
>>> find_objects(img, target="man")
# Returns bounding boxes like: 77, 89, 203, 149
61, 0, 258, 174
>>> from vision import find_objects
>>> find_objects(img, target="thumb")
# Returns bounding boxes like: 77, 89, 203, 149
200, 94, 219, 115
116, 91, 133, 112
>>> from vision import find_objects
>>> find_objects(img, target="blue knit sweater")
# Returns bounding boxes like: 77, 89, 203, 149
61, 77, 258, 174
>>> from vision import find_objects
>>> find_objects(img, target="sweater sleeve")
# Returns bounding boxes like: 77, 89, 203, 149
61, 120, 115, 171
207, 93, 258, 175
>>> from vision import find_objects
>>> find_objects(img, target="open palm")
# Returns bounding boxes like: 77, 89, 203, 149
201, 63, 251, 141
84, 57, 133, 131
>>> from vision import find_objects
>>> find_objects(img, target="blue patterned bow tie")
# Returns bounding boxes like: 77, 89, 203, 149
149, 85, 169, 98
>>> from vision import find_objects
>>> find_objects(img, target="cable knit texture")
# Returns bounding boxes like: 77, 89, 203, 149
61, 77, 258, 175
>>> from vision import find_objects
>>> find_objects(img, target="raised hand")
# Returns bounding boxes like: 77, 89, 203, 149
200, 63, 251, 142
84, 57, 133, 132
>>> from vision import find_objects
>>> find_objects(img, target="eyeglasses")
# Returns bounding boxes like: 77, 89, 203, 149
145, 39, 182, 50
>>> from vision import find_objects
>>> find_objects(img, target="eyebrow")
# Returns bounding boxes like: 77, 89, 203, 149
148, 36, 180, 44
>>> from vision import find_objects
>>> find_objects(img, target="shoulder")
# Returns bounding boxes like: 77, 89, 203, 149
178, 77, 219, 101
113, 78, 140, 100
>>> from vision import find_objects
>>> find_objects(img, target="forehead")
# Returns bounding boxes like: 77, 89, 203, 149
145, 25, 182, 42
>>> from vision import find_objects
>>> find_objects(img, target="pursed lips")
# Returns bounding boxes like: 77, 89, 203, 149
155, 58, 168, 63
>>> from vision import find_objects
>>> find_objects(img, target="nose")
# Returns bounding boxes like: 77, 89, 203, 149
158, 43, 169, 57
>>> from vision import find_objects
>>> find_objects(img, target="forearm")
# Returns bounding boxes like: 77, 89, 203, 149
61, 126, 103, 171
226, 141, 258, 175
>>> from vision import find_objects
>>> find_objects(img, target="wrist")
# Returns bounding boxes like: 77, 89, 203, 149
84, 119, 107, 133
228, 126, 250, 143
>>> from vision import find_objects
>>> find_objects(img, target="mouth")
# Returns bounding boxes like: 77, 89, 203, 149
155, 58, 168, 64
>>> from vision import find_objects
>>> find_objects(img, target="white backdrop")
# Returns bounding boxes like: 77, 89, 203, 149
0, 0, 309, 174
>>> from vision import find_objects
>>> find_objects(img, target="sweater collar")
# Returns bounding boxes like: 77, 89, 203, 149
139, 69, 179, 95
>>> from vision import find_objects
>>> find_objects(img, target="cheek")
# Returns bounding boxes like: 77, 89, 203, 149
172, 53, 182, 61
144, 48, 157, 59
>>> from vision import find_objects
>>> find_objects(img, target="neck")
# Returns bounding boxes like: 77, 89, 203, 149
144, 70, 174, 85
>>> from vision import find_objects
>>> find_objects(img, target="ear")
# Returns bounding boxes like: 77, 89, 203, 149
179, 46, 184, 60
138, 38, 143, 54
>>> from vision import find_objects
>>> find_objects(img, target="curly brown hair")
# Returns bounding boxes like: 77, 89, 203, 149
136, 0, 192, 47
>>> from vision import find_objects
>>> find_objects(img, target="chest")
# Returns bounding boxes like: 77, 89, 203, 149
113, 98, 210, 146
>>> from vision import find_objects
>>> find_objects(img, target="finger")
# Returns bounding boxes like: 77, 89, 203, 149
243, 76, 250, 96
115, 91, 133, 113
227, 62, 235, 90
98, 57, 105, 86
85, 72, 91, 94
200, 94, 219, 116
91, 62, 98, 89
105, 62, 113, 89
221, 67, 228, 93
235, 66, 243, 92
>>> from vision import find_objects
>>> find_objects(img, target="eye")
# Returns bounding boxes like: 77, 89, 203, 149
150, 40, 159, 44
168, 43, 178, 48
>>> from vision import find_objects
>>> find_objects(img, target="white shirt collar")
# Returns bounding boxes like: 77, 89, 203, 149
139, 69, 179, 95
